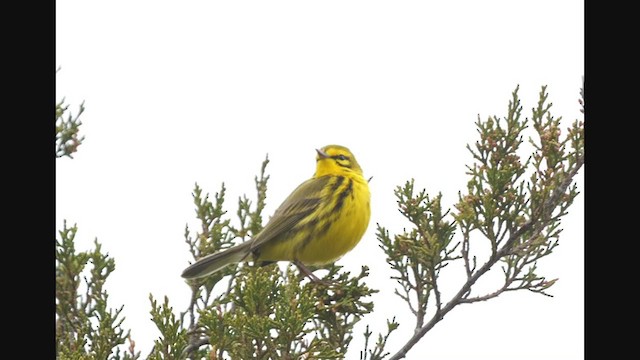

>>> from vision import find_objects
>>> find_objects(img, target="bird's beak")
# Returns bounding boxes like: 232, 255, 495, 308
316, 148, 330, 159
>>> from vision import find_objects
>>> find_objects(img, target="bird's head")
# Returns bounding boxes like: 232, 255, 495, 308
314, 145, 364, 177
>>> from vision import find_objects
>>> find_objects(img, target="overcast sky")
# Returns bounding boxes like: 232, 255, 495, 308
56, 1, 584, 359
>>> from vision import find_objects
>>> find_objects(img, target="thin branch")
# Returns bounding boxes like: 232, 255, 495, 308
431, 263, 443, 315
387, 154, 582, 360
461, 232, 473, 278
459, 277, 514, 304
181, 337, 211, 358
412, 262, 425, 329
388, 221, 538, 360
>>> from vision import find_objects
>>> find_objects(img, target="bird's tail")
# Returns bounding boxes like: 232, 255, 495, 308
181, 241, 252, 279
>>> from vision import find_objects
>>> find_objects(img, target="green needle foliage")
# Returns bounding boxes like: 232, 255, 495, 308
174, 159, 377, 359
56, 83, 583, 359
379, 186, 458, 329
378, 84, 584, 360
147, 295, 190, 360
56, 93, 85, 158
193, 265, 374, 359
56, 91, 139, 360
56, 222, 140, 360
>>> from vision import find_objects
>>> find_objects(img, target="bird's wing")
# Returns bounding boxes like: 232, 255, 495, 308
249, 176, 329, 250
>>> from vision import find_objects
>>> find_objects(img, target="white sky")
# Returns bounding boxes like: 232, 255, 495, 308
56, 1, 584, 359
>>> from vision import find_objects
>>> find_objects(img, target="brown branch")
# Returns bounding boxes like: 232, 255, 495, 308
388, 155, 583, 360
461, 231, 473, 278
181, 337, 211, 358
181, 284, 204, 358
459, 278, 514, 304
388, 221, 538, 360
413, 264, 425, 329
430, 263, 443, 315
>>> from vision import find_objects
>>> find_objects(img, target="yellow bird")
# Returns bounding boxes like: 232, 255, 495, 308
181, 145, 371, 280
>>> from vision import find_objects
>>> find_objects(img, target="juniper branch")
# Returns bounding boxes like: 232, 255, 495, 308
388, 151, 583, 360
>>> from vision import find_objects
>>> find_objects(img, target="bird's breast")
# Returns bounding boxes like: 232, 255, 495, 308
296, 175, 371, 265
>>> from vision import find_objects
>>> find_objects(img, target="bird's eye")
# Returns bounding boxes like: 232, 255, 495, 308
336, 155, 348, 161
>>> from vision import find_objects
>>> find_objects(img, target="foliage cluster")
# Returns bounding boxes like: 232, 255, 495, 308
56, 84, 584, 359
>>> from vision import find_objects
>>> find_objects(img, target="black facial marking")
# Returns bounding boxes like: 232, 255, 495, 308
331, 154, 350, 167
